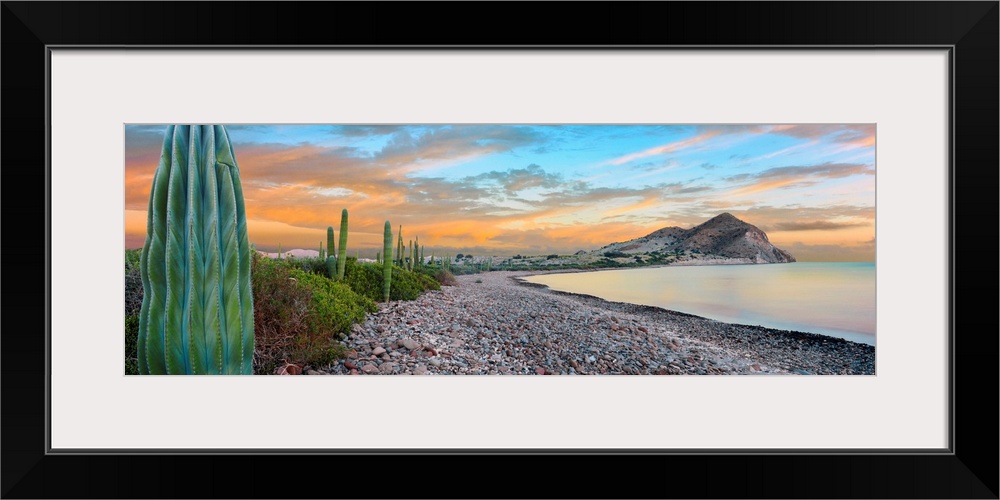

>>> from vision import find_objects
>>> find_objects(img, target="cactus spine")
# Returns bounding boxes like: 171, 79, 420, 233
336, 208, 348, 280
382, 221, 393, 302
137, 125, 253, 375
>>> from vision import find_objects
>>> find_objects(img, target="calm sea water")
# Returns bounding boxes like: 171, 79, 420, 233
521, 262, 875, 345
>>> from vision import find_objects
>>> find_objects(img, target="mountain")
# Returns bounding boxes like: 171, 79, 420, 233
594, 213, 795, 264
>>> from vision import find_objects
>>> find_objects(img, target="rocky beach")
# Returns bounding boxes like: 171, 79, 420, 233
307, 270, 875, 376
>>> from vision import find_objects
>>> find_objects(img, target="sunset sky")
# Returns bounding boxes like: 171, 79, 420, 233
124, 124, 875, 261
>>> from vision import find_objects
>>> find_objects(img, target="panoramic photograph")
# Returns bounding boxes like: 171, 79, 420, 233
124, 124, 876, 375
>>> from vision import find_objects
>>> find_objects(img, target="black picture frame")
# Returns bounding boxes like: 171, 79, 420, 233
3, 2, 996, 498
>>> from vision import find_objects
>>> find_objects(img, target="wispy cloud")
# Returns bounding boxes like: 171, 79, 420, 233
609, 130, 722, 165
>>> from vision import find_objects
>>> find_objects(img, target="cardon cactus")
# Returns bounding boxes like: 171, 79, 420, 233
382, 221, 393, 302
137, 125, 253, 375
337, 209, 349, 280
326, 226, 336, 278
327, 226, 336, 259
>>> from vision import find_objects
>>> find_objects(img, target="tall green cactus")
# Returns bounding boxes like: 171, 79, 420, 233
137, 125, 253, 375
277, 242, 282, 259
397, 226, 403, 266
336, 208, 348, 280
327, 226, 336, 259
326, 226, 336, 278
382, 221, 393, 302
318, 240, 325, 260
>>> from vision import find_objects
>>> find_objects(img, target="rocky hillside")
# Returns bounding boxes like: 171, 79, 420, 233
594, 213, 795, 264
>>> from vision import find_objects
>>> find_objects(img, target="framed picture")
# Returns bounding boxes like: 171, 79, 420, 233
5, 2, 996, 498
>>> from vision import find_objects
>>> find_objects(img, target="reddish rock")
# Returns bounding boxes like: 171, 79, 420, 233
344, 360, 358, 370
274, 363, 302, 375
424, 347, 438, 356
349, 369, 359, 375
346, 350, 359, 359
638, 326, 648, 333
535, 367, 546, 375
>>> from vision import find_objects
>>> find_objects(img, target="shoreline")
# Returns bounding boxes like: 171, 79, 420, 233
511, 268, 875, 347
311, 270, 874, 376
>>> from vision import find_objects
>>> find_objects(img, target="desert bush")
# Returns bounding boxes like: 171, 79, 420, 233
125, 314, 139, 375
251, 253, 374, 374
282, 255, 330, 277
289, 268, 376, 335
431, 268, 457, 286
124, 249, 143, 374
343, 260, 440, 302
124, 248, 143, 316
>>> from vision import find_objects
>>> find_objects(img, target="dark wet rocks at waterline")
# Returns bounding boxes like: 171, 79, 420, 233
297, 271, 874, 376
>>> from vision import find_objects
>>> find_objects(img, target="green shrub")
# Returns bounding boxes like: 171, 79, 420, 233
251, 253, 374, 374
343, 260, 440, 302
283, 255, 330, 277
125, 314, 139, 375
289, 269, 376, 335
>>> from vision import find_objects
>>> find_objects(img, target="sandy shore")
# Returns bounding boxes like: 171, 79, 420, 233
312, 270, 875, 375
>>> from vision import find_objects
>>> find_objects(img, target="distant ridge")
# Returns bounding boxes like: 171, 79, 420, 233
594, 213, 796, 264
